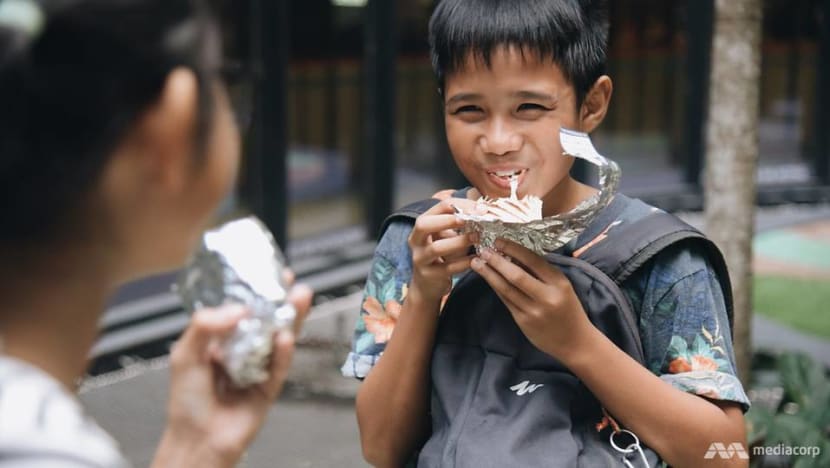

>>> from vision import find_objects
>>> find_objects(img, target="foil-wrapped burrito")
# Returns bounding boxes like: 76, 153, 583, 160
456, 128, 621, 255
175, 216, 296, 387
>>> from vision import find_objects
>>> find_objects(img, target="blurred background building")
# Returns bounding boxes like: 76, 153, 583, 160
90, 0, 830, 373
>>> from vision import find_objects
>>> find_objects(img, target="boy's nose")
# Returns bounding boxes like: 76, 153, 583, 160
479, 120, 522, 156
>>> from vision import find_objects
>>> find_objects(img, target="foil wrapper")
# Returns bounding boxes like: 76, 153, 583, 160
175, 216, 296, 387
456, 128, 621, 255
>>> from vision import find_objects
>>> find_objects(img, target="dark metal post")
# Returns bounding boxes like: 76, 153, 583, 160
250, 0, 290, 247
816, 0, 830, 183
323, 3, 339, 162
238, 0, 262, 219
683, 0, 715, 186
364, 0, 397, 235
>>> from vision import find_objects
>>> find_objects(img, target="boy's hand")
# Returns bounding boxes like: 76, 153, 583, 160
470, 238, 593, 361
407, 198, 480, 305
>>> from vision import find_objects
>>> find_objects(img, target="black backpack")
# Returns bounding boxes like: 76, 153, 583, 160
380, 193, 733, 467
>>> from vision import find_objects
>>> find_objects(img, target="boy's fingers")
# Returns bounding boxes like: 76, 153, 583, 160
495, 239, 559, 284
437, 197, 480, 215
494, 239, 540, 267
281, 268, 296, 288
263, 329, 295, 399
436, 228, 462, 241
287, 283, 313, 336
445, 255, 475, 276
410, 214, 464, 245
172, 305, 247, 365
426, 234, 473, 260
491, 289, 523, 319
471, 257, 533, 311
410, 196, 480, 245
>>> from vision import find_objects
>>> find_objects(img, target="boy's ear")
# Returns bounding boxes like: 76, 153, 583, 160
579, 76, 613, 133
129, 67, 200, 193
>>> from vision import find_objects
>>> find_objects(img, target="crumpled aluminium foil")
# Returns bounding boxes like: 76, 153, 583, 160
175, 216, 296, 387
456, 128, 621, 255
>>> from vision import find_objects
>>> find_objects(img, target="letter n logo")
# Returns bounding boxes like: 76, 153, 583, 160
509, 380, 544, 396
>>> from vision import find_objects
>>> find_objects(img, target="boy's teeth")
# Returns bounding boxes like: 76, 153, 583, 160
493, 170, 521, 177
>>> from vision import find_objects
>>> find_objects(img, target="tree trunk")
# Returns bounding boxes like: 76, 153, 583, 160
704, 0, 763, 385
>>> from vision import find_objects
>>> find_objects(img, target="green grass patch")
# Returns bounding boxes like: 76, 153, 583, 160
753, 275, 830, 339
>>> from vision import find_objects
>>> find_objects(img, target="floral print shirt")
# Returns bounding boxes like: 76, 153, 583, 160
341, 193, 750, 411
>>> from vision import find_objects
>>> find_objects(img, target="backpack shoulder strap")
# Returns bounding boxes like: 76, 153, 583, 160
576, 211, 735, 335
378, 198, 440, 237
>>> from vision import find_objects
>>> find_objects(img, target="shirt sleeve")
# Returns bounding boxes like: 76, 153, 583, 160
0, 358, 132, 468
626, 243, 751, 411
341, 221, 415, 379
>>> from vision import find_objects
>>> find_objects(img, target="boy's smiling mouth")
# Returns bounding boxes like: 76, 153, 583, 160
489, 169, 525, 178
486, 168, 528, 191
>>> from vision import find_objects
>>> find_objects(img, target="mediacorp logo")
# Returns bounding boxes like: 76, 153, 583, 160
704, 442, 750, 460
705, 442, 822, 459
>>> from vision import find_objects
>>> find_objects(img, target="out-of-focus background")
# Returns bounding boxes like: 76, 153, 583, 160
80, 1, 830, 466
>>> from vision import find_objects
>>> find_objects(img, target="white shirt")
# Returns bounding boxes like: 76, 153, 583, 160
0, 356, 130, 467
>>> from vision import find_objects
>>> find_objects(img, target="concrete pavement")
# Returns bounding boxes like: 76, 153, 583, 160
80, 351, 367, 468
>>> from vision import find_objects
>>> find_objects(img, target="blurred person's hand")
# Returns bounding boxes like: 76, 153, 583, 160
151, 277, 313, 468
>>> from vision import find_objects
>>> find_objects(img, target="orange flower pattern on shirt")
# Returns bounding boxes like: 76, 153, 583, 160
668, 357, 692, 374
362, 285, 406, 344
662, 321, 735, 401
352, 249, 460, 353
362, 277, 456, 344
691, 355, 720, 371
665, 321, 731, 376
667, 355, 720, 373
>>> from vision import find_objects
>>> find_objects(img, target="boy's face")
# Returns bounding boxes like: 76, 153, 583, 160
443, 47, 606, 214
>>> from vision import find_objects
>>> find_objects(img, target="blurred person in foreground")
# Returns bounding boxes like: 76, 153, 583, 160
0, 0, 312, 467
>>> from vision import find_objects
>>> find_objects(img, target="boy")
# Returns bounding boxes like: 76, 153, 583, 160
342, 1, 749, 466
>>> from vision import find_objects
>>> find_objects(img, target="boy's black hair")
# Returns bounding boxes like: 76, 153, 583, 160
429, 0, 609, 108
0, 0, 220, 244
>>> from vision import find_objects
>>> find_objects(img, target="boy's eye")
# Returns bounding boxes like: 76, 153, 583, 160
451, 105, 483, 115
517, 103, 550, 112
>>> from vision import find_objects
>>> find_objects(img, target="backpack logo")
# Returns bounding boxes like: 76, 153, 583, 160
509, 380, 544, 395
704, 442, 749, 459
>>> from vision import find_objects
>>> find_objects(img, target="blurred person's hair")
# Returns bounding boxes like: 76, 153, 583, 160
428, 0, 609, 108
0, 0, 221, 245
